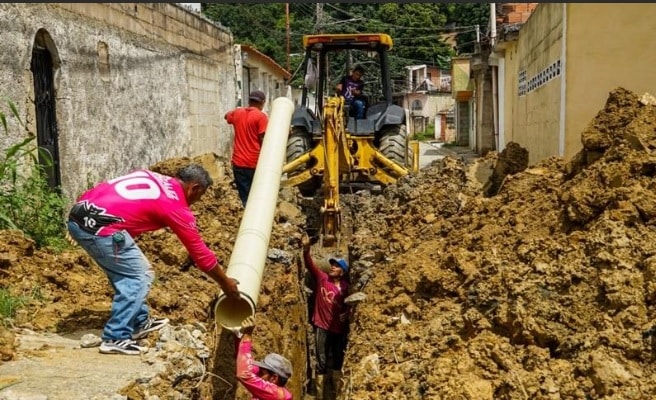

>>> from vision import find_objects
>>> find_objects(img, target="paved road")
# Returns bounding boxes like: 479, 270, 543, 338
0, 329, 161, 400
417, 141, 479, 169
418, 141, 445, 169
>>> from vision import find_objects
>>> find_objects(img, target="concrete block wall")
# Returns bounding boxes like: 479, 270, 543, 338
0, 3, 236, 200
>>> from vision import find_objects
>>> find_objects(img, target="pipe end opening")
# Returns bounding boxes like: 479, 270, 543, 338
215, 293, 255, 331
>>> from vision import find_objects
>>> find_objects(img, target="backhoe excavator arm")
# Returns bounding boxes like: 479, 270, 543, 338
320, 96, 347, 247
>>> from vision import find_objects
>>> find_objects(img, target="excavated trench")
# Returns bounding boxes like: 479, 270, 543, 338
206, 189, 358, 400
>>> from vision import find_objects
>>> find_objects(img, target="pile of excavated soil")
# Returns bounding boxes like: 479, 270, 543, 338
341, 88, 656, 399
0, 154, 309, 400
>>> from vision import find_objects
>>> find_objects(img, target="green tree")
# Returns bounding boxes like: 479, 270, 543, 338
202, 3, 484, 87
445, 3, 490, 54
202, 4, 288, 63
202, 3, 315, 83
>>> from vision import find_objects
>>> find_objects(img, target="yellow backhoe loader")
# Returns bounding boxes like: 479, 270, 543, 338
282, 33, 419, 248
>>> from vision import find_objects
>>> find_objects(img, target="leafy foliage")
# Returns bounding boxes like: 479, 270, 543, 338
413, 123, 436, 142
0, 99, 68, 249
202, 3, 490, 85
0, 286, 47, 327
446, 3, 490, 54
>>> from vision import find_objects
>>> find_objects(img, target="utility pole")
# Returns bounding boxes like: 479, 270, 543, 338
315, 3, 323, 33
315, 3, 324, 85
286, 3, 290, 72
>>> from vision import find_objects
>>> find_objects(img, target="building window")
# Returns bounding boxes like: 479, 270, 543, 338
519, 59, 561, 97
412, 99, 422, 111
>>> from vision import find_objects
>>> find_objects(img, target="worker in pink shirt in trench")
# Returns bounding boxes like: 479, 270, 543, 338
234, 315, 293, 400
302, 234, 350, 399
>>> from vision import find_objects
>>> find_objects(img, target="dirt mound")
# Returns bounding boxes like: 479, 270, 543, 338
341, 88, 656, 399
485, 141, 529, 196
0, 155, 308, 399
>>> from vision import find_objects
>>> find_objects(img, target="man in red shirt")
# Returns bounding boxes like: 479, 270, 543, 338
225, 90, 268, 206
301, 235, 350, 399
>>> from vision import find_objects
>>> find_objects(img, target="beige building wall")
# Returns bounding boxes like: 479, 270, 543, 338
404, 93, 454, 117
564, 3, 656, 160
0, 3, 236, 200
500, 3, 656, 164
510, 3, 564, 165
402, 93, 454, 136
451, 57, 474, 147
472, 63, 496, 154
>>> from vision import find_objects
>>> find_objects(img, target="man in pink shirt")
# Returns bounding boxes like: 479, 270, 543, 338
301, 235, 350, 399
67, 164, 240, 355
234, 316, 293, 400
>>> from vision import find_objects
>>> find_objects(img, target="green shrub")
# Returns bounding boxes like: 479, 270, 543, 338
0, 286, 48, 326
0, 288, 26, 324
413, 122, 435, 142
0, 99, 68, 249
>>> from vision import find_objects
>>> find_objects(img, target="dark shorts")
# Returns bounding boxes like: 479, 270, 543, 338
315, 327, 348, 374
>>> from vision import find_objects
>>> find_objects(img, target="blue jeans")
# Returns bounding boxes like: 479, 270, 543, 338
67, 220, 154, 341
346, 98, 365, 119
232, 165, 255, 206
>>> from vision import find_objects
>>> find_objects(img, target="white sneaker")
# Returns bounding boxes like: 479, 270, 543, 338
99, 339, 146, 355
132, 317, 170, 340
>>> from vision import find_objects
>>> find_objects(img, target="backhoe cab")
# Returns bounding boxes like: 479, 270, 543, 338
282, 33, 416, 248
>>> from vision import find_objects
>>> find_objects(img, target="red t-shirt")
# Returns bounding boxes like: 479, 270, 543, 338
225, 107, 268, 169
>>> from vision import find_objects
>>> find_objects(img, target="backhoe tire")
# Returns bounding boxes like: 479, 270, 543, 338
378, 124, 411, 167
286, 127, 320, 197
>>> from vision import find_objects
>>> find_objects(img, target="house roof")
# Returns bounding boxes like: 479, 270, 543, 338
239, 44, 291, 79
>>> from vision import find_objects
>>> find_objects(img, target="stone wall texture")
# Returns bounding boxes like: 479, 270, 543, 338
0, 3, 237, 200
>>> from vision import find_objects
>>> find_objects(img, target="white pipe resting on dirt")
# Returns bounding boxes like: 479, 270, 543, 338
215, 97, 295, 330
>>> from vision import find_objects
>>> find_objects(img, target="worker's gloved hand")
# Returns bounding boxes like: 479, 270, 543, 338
240, 315, 256, 336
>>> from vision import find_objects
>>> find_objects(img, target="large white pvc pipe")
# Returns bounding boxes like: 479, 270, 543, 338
215, 96, 295, 330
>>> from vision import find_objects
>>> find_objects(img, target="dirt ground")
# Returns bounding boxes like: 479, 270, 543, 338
2, 87, 656, 399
